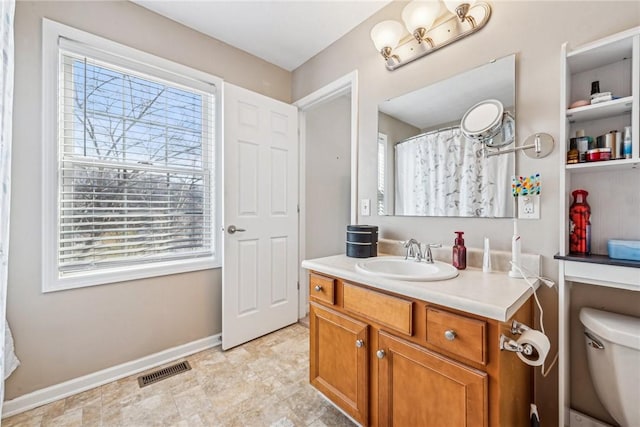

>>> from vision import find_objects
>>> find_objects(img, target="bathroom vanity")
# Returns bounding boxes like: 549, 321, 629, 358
302, 254, 538, 427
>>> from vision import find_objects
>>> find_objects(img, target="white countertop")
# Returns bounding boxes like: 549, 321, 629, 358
301, 254, 539, 322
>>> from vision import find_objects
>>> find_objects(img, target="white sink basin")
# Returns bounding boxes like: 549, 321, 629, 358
355, 256, 459, 282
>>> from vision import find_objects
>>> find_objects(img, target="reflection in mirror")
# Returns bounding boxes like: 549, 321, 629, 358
377, 54, 515, 217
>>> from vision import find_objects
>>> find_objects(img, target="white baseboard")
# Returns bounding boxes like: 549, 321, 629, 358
2, 333, 221, 419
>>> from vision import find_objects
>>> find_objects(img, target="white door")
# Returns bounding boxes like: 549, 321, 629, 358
222, 83, 299, 350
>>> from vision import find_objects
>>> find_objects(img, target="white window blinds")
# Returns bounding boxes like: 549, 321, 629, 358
58, 48, 215, 274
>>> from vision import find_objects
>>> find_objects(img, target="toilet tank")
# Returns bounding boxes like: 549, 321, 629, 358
579, 308, 640, 427
580, 308, 640, 351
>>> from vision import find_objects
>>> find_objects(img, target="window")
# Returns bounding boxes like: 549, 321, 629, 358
43, 20, 222, 291
377, 133, 387, 215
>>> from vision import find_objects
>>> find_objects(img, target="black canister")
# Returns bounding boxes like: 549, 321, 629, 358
346, 231, 378, 243
346, 241, 376, 258
346, 225, 378, 258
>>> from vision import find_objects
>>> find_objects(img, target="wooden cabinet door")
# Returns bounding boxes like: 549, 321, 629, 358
377, 330, 488, 427
310, 302, 369, 425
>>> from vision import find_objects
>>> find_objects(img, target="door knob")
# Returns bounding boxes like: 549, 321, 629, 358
444, 330, 457, 341
314, 285, 323, 292
227, 225, 246, 234
356, 339, 364, 348
376, 349, 386, 359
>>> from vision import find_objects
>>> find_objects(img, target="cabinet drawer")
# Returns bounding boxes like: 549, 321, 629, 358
426, 308, 487, 365
343, 282, 413, 335
309, 273, 335, 305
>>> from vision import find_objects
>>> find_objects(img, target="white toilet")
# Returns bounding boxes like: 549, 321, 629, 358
579, 307, 640, 427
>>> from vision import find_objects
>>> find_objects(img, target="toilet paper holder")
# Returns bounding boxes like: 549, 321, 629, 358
510, 320, 532, 335
500, 335, 535, 356
499, 320, 534, 355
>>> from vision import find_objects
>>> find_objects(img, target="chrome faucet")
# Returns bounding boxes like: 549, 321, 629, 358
403, 239, 423, 262
403, 239, 441, 264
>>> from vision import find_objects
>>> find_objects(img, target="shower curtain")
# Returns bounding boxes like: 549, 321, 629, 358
395, 128, 512, 217
0, 0, 17, 415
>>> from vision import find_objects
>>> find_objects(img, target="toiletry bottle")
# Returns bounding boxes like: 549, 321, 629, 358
575, 129, 594, 163
508, 220, 522, 278
483, 237, 492, 273
623, 126, 632, 159
569, 189, 591, 255
452, 231, 466, 270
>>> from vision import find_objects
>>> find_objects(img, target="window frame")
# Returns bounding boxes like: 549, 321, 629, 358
42, 19, 223, 292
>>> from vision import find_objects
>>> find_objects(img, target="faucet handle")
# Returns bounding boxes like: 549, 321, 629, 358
423, 243, 441, 263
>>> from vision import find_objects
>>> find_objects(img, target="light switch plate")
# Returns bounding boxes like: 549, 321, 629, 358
360, 199, 371, 216
518, 195, 540, 219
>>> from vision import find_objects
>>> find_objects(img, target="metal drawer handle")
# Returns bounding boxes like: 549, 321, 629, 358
314, 285, 323, 292
444, 330, 457, 341
356, 339, 364, 348
376, 349, 386, 359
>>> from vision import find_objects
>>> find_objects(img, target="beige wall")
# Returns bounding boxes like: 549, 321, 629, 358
305, 95, 351, 259
292, 1, 639, 423
7, 1, 291, 399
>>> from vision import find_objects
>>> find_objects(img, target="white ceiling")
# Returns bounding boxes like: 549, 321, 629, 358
131, 0, 392, 71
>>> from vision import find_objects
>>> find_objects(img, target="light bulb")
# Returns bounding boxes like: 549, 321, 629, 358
370, 20, 404, 53
401, 1, 441, 35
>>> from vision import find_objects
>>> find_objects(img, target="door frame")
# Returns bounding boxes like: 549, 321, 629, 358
294, 71, 359, 319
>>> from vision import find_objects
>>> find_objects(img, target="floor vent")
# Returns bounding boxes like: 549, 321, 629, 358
137, 361, 191, 388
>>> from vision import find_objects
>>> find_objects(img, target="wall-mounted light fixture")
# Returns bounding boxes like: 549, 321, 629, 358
444, 0, 477, 25
370, 0, 491, 71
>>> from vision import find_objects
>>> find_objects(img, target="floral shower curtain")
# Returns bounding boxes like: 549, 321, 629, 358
0, 0, 16, 414
395, 128, 512, 217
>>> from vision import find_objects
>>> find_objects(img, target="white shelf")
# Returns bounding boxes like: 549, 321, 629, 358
565, 157, 639, 173
563, 260, 640, 291
566, 96, 633, 123
567, 27, 636, 73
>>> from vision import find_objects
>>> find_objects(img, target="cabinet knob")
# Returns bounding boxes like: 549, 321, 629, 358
355, 339, 364, 348
314, 285, 323, 292
444, 330, 457, 341
376, 349, 386, 359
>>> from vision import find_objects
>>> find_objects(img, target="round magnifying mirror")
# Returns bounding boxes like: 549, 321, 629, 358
460, 99, 514, 147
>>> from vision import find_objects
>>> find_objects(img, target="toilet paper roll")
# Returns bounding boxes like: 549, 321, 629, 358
516, 330, 551, 367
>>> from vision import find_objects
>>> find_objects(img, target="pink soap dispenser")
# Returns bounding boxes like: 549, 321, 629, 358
452, 231, 467, 270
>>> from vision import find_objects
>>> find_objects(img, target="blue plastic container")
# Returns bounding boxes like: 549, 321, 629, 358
607, 239, 640, 262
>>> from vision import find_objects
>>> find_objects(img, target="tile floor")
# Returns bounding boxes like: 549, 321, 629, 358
3, 323, 354, 427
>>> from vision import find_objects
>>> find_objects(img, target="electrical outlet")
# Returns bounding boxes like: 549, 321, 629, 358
360, 199, 371, 216
518, 195, 540, 219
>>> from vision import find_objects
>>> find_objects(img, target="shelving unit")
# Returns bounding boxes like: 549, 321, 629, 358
565, 157, 638, 173
565, 96, 633, 123
557, 27, 640, 427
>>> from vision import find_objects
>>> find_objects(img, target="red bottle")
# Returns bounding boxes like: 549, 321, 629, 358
452, 231, 467, 270
569, 189, 591, 254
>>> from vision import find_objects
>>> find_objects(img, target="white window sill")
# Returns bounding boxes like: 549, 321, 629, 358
43, 257, 220, 293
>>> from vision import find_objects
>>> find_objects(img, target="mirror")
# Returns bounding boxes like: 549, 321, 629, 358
460, 99, 514, 147
377, 54, 515, 217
